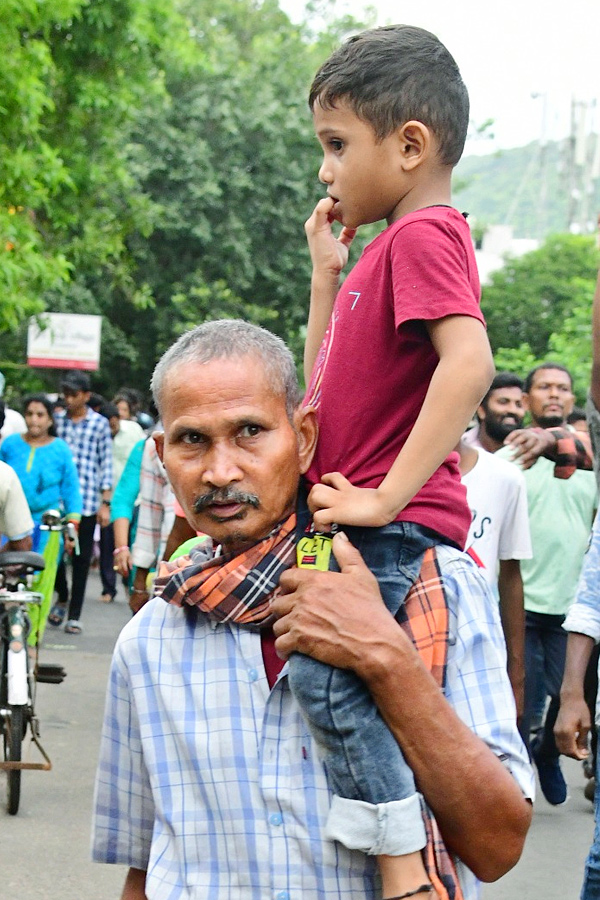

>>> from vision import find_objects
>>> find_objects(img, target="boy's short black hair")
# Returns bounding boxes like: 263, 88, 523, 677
309, 25, 469, 166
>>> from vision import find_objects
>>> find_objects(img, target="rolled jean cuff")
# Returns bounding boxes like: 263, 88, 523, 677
325, 793, 426, 856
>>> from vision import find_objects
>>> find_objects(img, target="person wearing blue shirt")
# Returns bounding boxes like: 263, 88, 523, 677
52, 371, 112, 634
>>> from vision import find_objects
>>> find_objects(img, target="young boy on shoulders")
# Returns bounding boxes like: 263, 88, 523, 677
290, 25, 497, 900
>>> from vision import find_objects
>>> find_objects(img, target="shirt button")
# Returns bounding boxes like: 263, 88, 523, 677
275, 892, 289, 900
269, 812, 283, 826
248, 668, 258, 682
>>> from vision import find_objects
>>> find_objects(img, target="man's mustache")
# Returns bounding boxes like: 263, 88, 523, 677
193, 488, 260, 513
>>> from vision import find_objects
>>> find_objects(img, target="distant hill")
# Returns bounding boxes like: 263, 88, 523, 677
453, 137, 600, 241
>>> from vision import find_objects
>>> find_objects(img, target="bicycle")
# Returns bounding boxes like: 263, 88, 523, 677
0, 545, 67, 815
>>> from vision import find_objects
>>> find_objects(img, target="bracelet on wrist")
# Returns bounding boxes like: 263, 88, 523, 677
386, 886, 433, 900
131, 588, 149, 594
113, 546, 129, 556
101, 499, 111, 507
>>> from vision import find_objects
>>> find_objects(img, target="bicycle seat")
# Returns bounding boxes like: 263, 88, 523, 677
0, 551, 46, 572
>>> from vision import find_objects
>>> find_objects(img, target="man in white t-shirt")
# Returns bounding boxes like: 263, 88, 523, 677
458, 439, 532, 717
463, 372, 525, 452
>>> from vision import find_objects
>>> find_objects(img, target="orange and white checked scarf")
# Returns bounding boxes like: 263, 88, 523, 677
155, 514, 296, 627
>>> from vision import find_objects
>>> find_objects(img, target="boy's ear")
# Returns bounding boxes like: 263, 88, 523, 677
397, 120, 432, 170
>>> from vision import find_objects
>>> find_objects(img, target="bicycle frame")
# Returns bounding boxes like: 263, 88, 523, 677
6, 599, 32, 705
0, 551, 53, 814
28, 510, 80, 647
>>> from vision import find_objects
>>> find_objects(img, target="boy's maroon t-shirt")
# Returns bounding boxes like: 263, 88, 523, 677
305, 206, 484, 550
261, 628, 285, 688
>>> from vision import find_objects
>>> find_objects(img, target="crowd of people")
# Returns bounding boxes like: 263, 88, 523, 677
1, 21, 600, 900
0, 375, 157, 635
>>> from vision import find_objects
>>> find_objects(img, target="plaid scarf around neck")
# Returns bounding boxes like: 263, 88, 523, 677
155, 513, 297, 627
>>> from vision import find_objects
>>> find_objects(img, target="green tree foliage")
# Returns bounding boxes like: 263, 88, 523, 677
0, 0, 191, 380
546, 284, 598, 401
0, 0, 79, 329
124, 0, 324, 379
483, 234, 599, 358
492, 344, 539, 382
487, 236, 599, 402
1, 0, 371, 398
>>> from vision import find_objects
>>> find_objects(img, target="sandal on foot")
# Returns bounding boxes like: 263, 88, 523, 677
64, 620, 82, 635
48, 605, 67, 627
99, 593, 115, 603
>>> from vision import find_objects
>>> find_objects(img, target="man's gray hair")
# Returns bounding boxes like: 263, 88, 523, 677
151, 319, 301, 418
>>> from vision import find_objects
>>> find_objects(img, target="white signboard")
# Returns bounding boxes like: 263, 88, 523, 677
27, 313, 102, 371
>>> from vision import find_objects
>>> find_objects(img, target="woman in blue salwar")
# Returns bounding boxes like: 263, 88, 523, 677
0, 394, 81, 641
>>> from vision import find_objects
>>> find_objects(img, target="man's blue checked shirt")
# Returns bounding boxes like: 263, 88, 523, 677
56, 408, 113, 516
92, 544, 534, 900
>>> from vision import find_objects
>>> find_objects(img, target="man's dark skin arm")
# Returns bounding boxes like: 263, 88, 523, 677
497, 558, 526, 719
555, 632, 595, 760
5, 535, 33, 552
505, 426, 593, 472
163, 514, 197, 563
121, 867, 147, 900
130, 567, 151, 614
272, 533, 532, 882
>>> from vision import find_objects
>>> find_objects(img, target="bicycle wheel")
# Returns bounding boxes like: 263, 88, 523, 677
3, 704, 24, 815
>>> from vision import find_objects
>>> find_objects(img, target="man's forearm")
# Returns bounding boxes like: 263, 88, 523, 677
113, 517, 130, 550
544, 427, 593, 475
6, 535, 33, 552
555, 631, 596, 759
133, 567, 150, 587
163, 515, 197, 563
362, 637, 531, 881
504, 427, 593, 474
560, 631, 595, 701
498, 559, 526, 716
121, 868, 147, 900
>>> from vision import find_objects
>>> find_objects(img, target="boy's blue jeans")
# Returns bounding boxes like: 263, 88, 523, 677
288, 520, 438, 857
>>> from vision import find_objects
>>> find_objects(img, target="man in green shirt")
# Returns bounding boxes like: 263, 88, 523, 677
508, 364, 597, 805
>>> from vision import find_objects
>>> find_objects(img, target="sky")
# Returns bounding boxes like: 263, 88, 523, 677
279, 0, 600, 156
